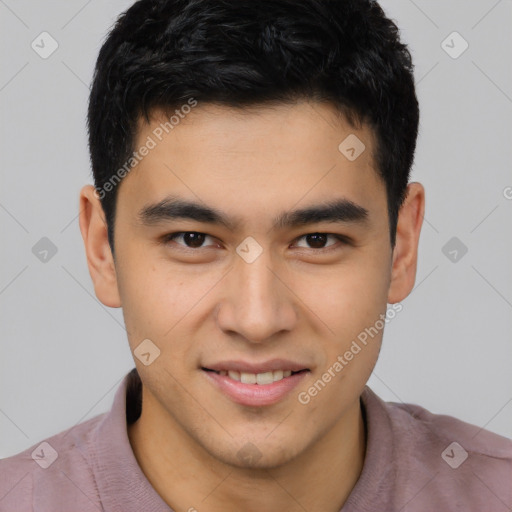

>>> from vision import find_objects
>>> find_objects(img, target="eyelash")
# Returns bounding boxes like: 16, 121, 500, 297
161, 231, 350, 251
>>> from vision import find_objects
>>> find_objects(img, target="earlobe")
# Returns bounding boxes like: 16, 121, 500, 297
387, 182, 425, 304
78, 185, 122, 308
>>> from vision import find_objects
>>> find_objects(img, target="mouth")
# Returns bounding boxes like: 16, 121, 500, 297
201, 364, 311, 406
201, 367, 309, 385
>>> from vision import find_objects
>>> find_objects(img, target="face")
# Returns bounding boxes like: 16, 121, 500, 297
84, 101, 417, 469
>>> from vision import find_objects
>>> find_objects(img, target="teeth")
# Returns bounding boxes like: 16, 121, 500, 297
256, 371, 274, 385
273, 370, 284, 381
240, 372, 257, 384
218, 369, 298, 384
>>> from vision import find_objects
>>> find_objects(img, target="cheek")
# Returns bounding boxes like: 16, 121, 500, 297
116, 251, 222, 353
293, 255, 390, 341
292, 251, 390, 396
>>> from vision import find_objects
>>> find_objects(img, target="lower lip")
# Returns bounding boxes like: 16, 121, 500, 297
203, 370, 309, 407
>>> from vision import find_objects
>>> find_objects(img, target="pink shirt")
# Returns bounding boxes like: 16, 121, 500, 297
1, 369, 511, 511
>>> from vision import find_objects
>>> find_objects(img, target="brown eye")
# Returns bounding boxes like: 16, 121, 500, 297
305, 233, 328, 248
182, 232, 206, 248
294, 233, 341, 249
164, 232, 215, 249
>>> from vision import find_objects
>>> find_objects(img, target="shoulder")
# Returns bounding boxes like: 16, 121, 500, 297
366, 388, 512, 509
387, 395, 512, 462
0, 413, 106, 512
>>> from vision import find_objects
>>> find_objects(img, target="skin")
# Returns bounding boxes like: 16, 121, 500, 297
79, 101, 424, 512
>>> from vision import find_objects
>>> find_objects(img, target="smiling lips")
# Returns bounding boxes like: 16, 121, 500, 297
218, 369, 293, 384
202, 359, 310, 406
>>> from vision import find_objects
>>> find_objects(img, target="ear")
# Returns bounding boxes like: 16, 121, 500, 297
387, 182, 425, 303
78, 185, 122, 308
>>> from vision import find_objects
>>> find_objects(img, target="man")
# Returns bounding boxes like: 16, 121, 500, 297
1, 0, 510, 510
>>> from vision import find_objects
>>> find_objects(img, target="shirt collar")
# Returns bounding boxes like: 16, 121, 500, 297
90, 369, 172, 512
340, 386, 396, 511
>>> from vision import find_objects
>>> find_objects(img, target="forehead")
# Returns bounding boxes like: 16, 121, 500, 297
139, 101, 376, 167
118, 101, 386, 229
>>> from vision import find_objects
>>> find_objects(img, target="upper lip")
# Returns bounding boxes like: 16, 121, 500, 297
203, 359, 310, 374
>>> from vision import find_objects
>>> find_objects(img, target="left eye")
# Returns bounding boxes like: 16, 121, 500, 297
293, 233, 342, 249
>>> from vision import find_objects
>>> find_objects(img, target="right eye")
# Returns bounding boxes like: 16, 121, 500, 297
162, 231, 218, 249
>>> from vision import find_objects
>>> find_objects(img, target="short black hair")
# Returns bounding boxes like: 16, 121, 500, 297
87, 0, 419, 252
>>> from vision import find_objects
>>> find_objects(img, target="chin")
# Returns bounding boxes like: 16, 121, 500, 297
205, 436, 305, 470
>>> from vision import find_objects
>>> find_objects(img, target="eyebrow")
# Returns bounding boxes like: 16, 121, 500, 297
138, 195, 369, 231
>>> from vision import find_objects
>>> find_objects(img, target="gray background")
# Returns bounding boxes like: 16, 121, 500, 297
1, 0, 511, 458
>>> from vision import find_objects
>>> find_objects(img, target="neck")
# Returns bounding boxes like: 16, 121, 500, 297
128, 386, 366, 512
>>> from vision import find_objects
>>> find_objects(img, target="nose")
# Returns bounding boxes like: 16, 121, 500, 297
215, 249, 297, 343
